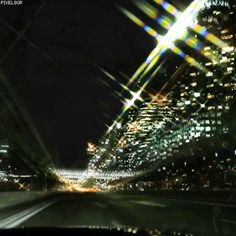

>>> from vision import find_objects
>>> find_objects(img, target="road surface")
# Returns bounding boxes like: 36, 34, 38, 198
0, 191, 235, 235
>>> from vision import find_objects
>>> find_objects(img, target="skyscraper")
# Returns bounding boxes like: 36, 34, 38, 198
88, 1, 236, 189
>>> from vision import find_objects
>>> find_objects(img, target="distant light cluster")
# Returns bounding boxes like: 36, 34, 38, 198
53, 169, 140, 181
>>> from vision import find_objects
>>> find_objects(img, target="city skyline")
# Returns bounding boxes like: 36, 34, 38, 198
0, 0, 235, 191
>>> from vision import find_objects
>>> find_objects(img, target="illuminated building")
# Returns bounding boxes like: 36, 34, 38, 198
176, 0, 236, 187
88, 0, 236, 189
143, 0, 236, 188
0, 140, 10, 181
169, 3, 235, 146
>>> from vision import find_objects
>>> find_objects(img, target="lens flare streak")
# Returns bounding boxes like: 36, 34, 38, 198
105, 0, 228, 137
134, 0, 158, 19
119, 7, 159, 38
134, 0, 223, 66
154, 0, 227, 48
153, 0, 180, 18
99, 67, 144, 110
125, 0, 209, 87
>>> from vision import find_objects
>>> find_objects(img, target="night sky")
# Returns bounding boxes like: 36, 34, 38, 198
0, 0, 188, 168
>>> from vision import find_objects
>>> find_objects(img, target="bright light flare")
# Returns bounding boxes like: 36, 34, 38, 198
68, 184, 99, 193
87, 142, 97, 154
127, 121, 141, 133
119, 6, 159, 38
143, 0, 207, 70
126, 0, 209, 86
133, 0, 223, 70
154, 0, 228, 48
105, 0, 223, 137
99, 67, 144, 106
124, 90, 142, 112
192, 23, 228, 48
153, 0, 180, 18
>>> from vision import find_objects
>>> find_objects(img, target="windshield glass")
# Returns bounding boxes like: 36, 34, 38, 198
0, 0, 235, 235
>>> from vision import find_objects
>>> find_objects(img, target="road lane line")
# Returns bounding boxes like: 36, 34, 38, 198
221, 219, 236, 225
0, 200, 57, 228
93, 202, 107, 208
0, 204, 43, 227
6, 201, 56, 228
164, 198, 236, 209
130, 200, 166, 207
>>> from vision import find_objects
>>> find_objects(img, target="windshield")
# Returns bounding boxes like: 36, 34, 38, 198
0, 0, 235, 235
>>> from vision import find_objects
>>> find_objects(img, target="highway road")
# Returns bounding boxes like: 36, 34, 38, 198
0, 192, 235, 235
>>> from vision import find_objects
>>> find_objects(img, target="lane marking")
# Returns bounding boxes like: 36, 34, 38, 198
221, 219, 236, 225
0, 200, 57, 228
164, 198, 236, 209
130, 200, 166, 207
93, 202, 107, 208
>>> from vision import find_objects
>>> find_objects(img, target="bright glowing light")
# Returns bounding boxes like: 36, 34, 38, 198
117, 138, 126, 148
194, 92, 201, 97
153, 0, 180, 17
104, 63, 162, 136
141, 0, 208, 76
0, 149, 7, 153
128, 121, 141, 133
87, 142, 97, 154
154, 0, 227, 48
192, 23, 227, 48
99, 67, 144, 106
120, 4, 209, 74
131, 0, 224, 69
124, 90, 142, 111
125, 0, 210, 87
53, 169, 140, 181
116, 122, 122, 129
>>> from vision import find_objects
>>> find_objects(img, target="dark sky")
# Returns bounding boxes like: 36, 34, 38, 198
0, 0, 188, 168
